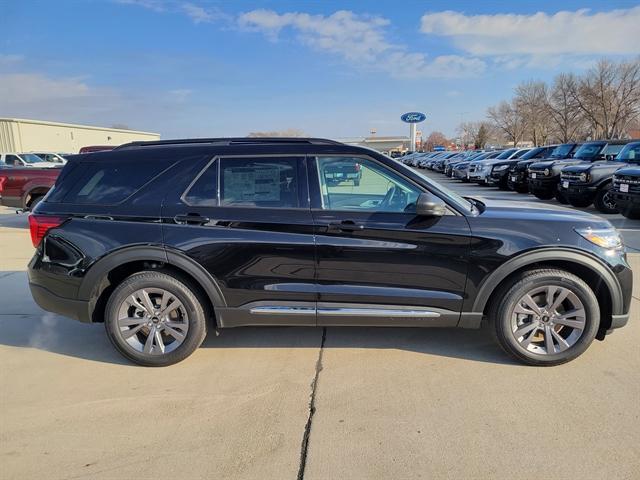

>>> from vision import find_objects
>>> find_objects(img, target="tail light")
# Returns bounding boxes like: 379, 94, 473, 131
28, 214, 66, 248
0, 176, 6, 194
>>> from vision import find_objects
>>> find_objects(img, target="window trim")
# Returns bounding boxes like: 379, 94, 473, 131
180, 154, 310, 210
307, 153, 459, 216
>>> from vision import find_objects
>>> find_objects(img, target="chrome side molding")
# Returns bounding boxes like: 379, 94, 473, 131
249, 306, 316, 315
318, 307, 440, 317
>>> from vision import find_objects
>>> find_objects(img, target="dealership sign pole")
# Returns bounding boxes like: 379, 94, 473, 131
401, 112, 426, 152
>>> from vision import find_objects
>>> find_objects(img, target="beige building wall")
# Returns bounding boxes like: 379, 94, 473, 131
0, 118, 160, 153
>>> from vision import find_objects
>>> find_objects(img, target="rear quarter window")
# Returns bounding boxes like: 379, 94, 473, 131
47, 159, 174, 204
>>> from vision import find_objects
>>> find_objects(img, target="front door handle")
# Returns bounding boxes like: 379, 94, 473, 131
174, 213, 210, 225
328, 220, 364, 232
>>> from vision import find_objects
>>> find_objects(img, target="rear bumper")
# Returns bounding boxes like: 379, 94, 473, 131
29, 282, 91, 323
0, 195, 22, 208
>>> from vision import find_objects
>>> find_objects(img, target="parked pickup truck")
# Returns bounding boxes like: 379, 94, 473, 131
0, 166, 62, 210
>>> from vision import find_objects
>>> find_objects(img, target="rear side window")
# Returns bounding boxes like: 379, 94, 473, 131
220, 157, 300, 208
48, 160, 173, 204
183, 160, 218, 206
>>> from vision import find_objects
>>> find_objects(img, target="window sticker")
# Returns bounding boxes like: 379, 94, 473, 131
223, 166, 281, 203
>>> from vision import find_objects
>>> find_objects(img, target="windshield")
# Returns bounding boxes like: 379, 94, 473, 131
573, 143, 605, 160
614, 143, 640, 162
19, 153, 45, 163
495, 148, 517, 159
520, 147, 544, 160
602, 143, 626, 157
550, 144, 574, 158
511, 149, 529, 159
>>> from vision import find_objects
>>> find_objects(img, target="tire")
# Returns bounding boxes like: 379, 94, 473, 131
593, 186, 618, 214
489, 269, 599, 366
620, 206, 640, 219
568, 197, 593, 208
532, 190, 554, 200
28, 195, 43, 211
104, 271, 208, 366
554, 190, 569, 204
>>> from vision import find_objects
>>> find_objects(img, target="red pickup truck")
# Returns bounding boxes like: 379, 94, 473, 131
0, 166, 62, 210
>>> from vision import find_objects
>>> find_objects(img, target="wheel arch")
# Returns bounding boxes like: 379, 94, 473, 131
78, 246, 226, 324
473, 248, 623, 331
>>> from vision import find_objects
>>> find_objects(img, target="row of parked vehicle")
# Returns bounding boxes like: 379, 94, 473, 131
400, 139, 640, 219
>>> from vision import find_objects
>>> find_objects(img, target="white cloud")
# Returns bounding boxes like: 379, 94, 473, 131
238, 9, 485, 78
420, 7, 640, 57
182, 3, 229, 24
115, 0, 166, 13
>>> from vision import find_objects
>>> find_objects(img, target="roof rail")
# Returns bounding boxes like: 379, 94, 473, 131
114, 137, 344, 150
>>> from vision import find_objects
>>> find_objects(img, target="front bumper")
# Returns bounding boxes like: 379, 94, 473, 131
528, 175, 558, 191
559, 182, 598, 200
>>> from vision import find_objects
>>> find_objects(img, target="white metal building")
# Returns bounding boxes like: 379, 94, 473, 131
0, 118, 160, 153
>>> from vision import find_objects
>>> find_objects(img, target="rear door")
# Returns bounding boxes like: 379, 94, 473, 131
161, 154, 317, 327
308, 154, 471, 326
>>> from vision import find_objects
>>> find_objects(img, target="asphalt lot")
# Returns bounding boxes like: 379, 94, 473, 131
1, 192, 639, 479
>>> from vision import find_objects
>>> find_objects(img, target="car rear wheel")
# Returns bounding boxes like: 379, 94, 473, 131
489, 269, 599, 366
593, 187, 618, 214
105, 271, 208, 366
554, 190, 569, 204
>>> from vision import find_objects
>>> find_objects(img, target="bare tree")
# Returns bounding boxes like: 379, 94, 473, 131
570, 58, 640, 139
547, 73, 586, 142
487, 100, 527, 147
514, 80, 551, 146
424, 131, 448, 151
457, 121, 494, 149
248, 128, 306, 137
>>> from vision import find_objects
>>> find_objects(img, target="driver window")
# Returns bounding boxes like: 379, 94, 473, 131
316, 156, 421, 212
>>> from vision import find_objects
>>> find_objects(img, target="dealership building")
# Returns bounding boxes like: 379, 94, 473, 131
0, 118, 160, 153
338, 135, 412, 153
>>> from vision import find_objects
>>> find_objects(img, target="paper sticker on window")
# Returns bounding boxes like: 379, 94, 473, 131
223, 167, 281, 203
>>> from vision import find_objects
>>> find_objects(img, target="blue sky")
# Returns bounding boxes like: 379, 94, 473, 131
1, 1, 639, 139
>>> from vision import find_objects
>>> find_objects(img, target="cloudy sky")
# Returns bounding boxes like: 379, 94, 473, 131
1, 0, 639, 139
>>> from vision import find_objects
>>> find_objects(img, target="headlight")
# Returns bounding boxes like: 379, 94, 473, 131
575, 228, 622, 249
494, 165, 509, 171
543, 168, 550, 176
579, 173, 589, 182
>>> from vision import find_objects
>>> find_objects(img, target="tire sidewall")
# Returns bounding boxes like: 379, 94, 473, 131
496, 274, 599, 365
104, 272, 207, 366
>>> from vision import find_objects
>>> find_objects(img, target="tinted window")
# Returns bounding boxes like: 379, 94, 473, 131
519, 147, 544, 160
316, 157, 421, 213
603, 143, 626, 156
616, 143, 640, 163
219, 157, 300, 208
48, 159, 173, 204
574, 143, 605, 160
5, 155, 21, 166
183, 160, 218, 206
550, 144, 574, 158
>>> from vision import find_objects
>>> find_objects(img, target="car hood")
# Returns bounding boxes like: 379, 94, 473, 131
474, 197, 611, 227
562, 161, 632, 174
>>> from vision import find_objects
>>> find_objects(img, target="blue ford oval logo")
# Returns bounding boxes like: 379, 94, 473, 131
401, 112, 426, 123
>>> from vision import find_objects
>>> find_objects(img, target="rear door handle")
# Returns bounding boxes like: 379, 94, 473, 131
328, 220, 364, 232
174, 213, 210, 225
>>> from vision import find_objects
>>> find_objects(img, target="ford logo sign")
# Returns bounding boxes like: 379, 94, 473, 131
401, 112, 426, 123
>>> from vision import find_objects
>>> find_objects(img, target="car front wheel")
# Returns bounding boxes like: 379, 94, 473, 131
489, 269, 599, 366
593, 187, 618, 214
104, 271, 208, 366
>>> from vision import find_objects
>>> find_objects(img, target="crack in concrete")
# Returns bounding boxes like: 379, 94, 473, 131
296, 327, 326, 480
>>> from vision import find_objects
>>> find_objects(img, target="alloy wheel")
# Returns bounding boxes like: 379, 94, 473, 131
510, 285, 586, 355
116, 288, 189, 355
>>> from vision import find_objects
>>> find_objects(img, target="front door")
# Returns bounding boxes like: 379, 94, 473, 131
308, 155, 471, 327
161, 154, 317, 327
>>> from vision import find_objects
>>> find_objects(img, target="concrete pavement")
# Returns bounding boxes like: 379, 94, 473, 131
1, 203, 639, 479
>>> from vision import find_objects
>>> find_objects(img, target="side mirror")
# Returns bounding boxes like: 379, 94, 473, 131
416, 192, 447, 217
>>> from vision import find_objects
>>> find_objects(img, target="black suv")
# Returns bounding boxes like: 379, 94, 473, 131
28, 138, 632, 366
560, 141, 640, 213
612, 165, 640, 219
507, 144, 576, 194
